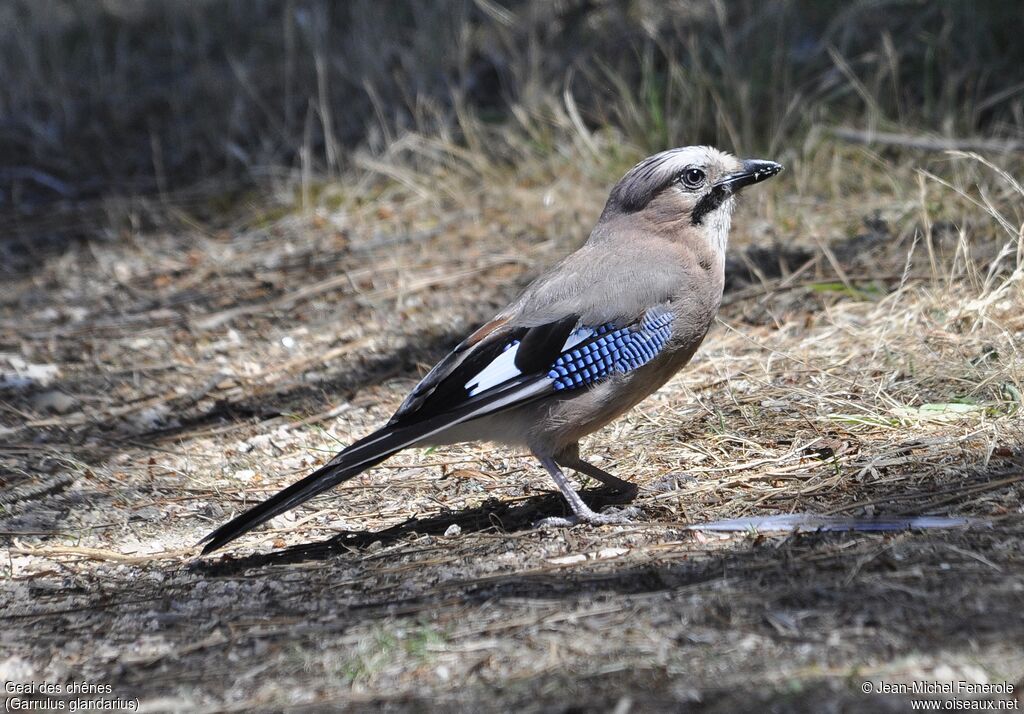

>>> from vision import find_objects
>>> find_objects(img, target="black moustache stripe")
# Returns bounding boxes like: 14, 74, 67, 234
691, 185, 729, 225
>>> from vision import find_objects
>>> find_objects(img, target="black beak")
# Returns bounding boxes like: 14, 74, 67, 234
714, 159, 783, 193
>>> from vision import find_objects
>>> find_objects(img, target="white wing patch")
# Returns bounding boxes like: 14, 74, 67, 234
560, 326, 595, 351
464, 326, 597, 397
465, 341, 522, 396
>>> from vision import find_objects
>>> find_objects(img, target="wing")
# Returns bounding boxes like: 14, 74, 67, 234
389, 315, 515, 422
390, 313, 580, 424
389, 306, 676, 428
391, 240, 689, 426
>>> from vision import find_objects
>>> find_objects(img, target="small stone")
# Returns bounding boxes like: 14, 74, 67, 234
235, 469, 256, 482
31, 390, 77, 413
443, 523, 462, 537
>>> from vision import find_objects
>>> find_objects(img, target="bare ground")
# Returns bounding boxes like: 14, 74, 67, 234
2, 149, 1023, 712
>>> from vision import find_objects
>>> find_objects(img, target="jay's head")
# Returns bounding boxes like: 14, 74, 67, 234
599, 146, 782, 253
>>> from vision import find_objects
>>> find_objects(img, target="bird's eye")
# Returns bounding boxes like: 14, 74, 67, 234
679, 168, 706, 189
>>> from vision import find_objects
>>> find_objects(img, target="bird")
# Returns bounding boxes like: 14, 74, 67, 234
200, 146, 782, 554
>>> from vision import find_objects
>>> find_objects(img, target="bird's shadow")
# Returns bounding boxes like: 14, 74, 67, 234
192, 486, 635, 576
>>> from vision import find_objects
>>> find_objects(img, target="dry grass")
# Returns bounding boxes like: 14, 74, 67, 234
3, 0, 1023, 265
2, 128, 1023, 710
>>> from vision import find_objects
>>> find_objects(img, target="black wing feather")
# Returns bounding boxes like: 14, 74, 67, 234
397, 327, 527, 422
390, 314, 581, 426
512, 314, 580, 373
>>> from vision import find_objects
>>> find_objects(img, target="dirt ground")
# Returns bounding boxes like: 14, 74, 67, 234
2, 153, 1023, 712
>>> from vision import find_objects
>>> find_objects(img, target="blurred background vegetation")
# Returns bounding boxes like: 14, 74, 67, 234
2, 0, 1021, 236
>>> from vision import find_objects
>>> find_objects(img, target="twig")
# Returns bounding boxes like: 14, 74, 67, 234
832, 127, 1024, 153
10, 544, 191, 564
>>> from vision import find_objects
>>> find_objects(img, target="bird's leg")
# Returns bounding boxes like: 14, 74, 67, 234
533, 454, 637, 528
555, 454, 638, 495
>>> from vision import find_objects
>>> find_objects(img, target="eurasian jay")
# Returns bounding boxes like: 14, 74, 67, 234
201, 146, 782, 553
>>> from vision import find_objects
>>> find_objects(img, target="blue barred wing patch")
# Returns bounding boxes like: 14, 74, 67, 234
547, 310, 674, 391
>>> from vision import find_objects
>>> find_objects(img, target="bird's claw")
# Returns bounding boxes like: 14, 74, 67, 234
533, 515, 580, 528
534, 505, 640, 529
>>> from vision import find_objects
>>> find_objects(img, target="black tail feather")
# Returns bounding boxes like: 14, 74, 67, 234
199, 424, 419, 554
199, 377, 554, 554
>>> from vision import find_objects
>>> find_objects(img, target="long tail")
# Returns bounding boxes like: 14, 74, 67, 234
199, 377, 550, 554
198, 425, 414, 554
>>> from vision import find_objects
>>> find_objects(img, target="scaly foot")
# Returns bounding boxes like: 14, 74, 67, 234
534, 505, 640, 529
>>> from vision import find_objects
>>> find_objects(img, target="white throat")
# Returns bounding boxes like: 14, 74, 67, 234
706, 196, 736, 256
